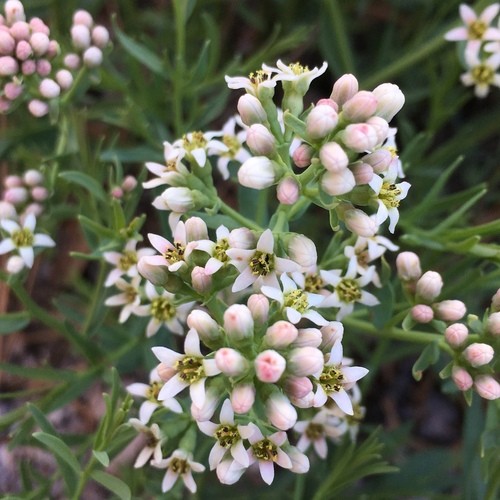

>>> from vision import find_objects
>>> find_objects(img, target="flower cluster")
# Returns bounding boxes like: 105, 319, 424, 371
445, 3, 500, 97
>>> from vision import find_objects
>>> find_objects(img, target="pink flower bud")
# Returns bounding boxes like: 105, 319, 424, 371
238, 156, 276, 189
0, 30, 15, 55
111, 186, 123, 199
366, 116, 390, 144
289, 391, 315, 408
4, 186, 27, 204
184, 216, 208, 240
287, 346, 323, 377
362, 149, 393, 173
487, 311, 500, 336
288, 234, 317, 271
255, 349, 287, 383
342, 91, 378, 122
155, 186, 195, 212
31, 186, 48, 201
0, 201, 16, 219
157, 363, 176, 382
246, 123, 276, 156
463, 343, 494, 367
215, 348, 249, 376
21, 59, 36, 75
23, 170, 42, 187
411, 304, 434, 323
4, 81, 22, 100
292, 143, 313, 168
306, 104, 339, 140
0, 55, 18, 76
71, 24, 91, 50
55, 69, 73, 90
73, 10, 94, 28
15, 39, 31, 60
265, 320, 299, 348
83, 46, 103, 67
372, 83, 405, 122
396, 252, 422, 281
474, 375, 500, 400
9, 21, 30, 41
321, 168, 356, 196
451, 366, 473, 391
28, 18, 49, 35
191, 266, 212, 293
6, 255, 25, 274
230, 384, 255, 414
39, 78, 60, 99
284, 376, 313, 399
320, 321, 344, 352
64, 53, 81, 70
416, 271, 443, 302
137, 256, 169, 286
187, 309, 220, 343
277, 177, 300, 205
341, 123, 379, 152
330, 73, 359, 106
319, 142, 348, 173
247, 293, 269, 324
121, 175, 137, 192
444, 323, 468, 347
343, 208, 378, 237
294, 328, 322, 348
5, 1, 25, 25
29, 32, 50, 56
228, 227, 255, 249
237, 93, 267, 125
191, 388, 220, 421
92, 26, 110, 48
36, 59, 51, 77
24, 202, 43, 217
223, 304, 254, 341
47, 40, 60, 58
4, 175, 22, 188
316, 98, 338, 112
266, 392, 297, 430
351, 162, 374, 185
433, 300, 466, 322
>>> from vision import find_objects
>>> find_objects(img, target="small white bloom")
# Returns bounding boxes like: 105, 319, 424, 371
460, 46, 500, 98
105, 276, 143, 323
225, 67, 276, 97
173, 130, 228, 168
129, 418, 163, 468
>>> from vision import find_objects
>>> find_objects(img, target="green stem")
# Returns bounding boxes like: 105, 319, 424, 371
81, 261, 107, 336
72, 455, 97, 500
172, 0, 187, 135
218, 200, 262, 231
271, 205, 289, 233
294, 472, 306, 500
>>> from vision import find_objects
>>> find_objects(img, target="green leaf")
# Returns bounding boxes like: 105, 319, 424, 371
283, 110, 307, 138
412, 342, 440, 381
91, 470, 131, 500
0, 311, 30, 334
33, 432, 81, 474
92, 450, 110, 467
59, 171, 108, 203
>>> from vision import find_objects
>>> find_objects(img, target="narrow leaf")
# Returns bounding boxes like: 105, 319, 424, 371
59, 171, 107, 203
0, 311, 30, 334
33, 432, 81, 474
92, 450, 110, 467
91, 470, 131, 500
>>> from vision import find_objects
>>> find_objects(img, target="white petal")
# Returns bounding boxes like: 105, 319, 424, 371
261, 285, 284, 304
232, 268, 256, 292
162, 398, 183, 414
157, 375, 188, 400
126, 383, 149, 397
286, 307, 302, 324
182, 471, 197, 493
220, 399, 234, 424
190, 379, 206, 407
24, 213, 36, 231
19, 246, 34, 268
275, 449, 292, 469
197, 420, 218, 437
139, 401, 157, 424
209, 443, 226, 470
257, 229, 274, 253
314, 438, 328, 459
134, 446, 154, 468
258, 460, 275, 485
231, 440, 249, 467
0, 239, 15, 255
330, 388, 353, 415
191, 148, 207, 167
151, 346, 182, 366
303, 310, 328, 326
162, 468, 178, 492
342, 366, 369, 384
204, 359, 222, 376
33, 234, 55, 248
184, 328, 201, 356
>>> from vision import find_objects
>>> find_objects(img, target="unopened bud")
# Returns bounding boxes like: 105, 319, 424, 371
362, 149, 394, 174
21, 59, 36, 75
92, 26, 110, 48
24, 202, 43, 217
366, 116, 390, 144
4, 186, 27, 204
191, 388, 220, 421
230, 384, 255, 414
342, 91, 378, 122
73, 9, 94, 28
0, 30, 15, 55
4, 175, 22, 188
287, 346, 323, 377
294, 328, 322, 348
265, 320, 299, 348
15, 39, 31, 60
238, 156, 276, 189
39, 78, 60, 99
31, 186, 48, 201
5, 1, 26, 24
343, 208, 378, 237
316, 98, 339, 112
122, 175, 138, 192
330, 73, 359, 106
237, 93, 267, 125
71, 24, 91, 50
6, 255, 25, 274
487, 311, 500, 335
0, 55, 18, 76
30, 32, 50, 56
341, 123, 379, 152
444, 323, 468, 347
372, 83, 405, 122
288, 234, 317, 271
266, 392, 297, 430
287, 446, 310, 474
433, 300, 466, 321
154, 186, 195, 213
36, 59, 51, 77
416, 271, 443, 302
55, 69, 73, 90
306, 104, 339, 140
9, 21, 29, 41
29, 18, 49, 35
277, 177, 300, 205
463, 343, 494, 367
157, 363, 176, 382
185, 216, 208, 241
284, 376, 313, 399
83, 46, 103, 67
64, 53, 80, 70
246, 123, 276, 156
137, 256, 169, 286
47, 40, 60, 58
451, 366, 473, 391
4, 81, 22, 100
255, 349, 286, 383
491, 289, 500, 312
247, 293, 269, 324
396, 252, 422, 281
0, 201, 16, 219
351, 162, 374, 185
474, 375, 500, 400
319, 142, 348, 173
321, 168, 356, 196
320, 321, 344, 352
292, 143, 313, 168
215, 348, 249, 377
191, 266, 212, 293
223, 304, 254, 341
411, 304, 434, 323
187, 309, 220, 343
228, 227, 255, 249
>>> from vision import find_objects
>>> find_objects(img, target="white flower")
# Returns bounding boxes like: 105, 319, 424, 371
313, 340, 369, 415
126, 368, 183, 424
143, 141, 190, 189
261, 273, 327, 326
225, 67, 276, 97
460, 46, 500, 98
0, 213, 54, 268
226, 229, 299, 292
128, 418, 163, 468
152, 328, 221, 407
197, 399, 253, 470
195, 225, 234, 275
173, 130, 228, 168
104, 276, 143, 323
152, 449, 205, 494
262, 60, 328, 93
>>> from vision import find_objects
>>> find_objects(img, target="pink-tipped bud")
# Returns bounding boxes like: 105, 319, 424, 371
15, 39, 31, 60
474, 375, 500, 400
0, 30, 15, 55
187, 309, 220, 343
321, 168, 356, 196
55, 69, 73, 90
29, 32, 50, 56
0, 201, 16, 219
21, 59, 36, 75
28, 18, 49, 35
319, 142, 348, 173
396, 251, 422, 281
265, 320, 299, 348
237, 93, 267, 125
110, 187, 123, 199
0, 55, 18, 76
294, 328, 322, 348
230, 384, 256, 414
277, 177, 300, 205
24, 202, 43, 217
238, 156, 276, 189
288, 234, 317, 271
215, 347, 249, 377
451, 366, 473, 391
31, 186, 48, 201
445, 323, 468, 347
351, 162, 374, 185
71, 24, 91, 50
5, 1, 25, 24
23, 169, 43, 186
92, 26, 110, 48
157, 363, 176, 382
83, 46, 103, 67
246, 123, 276, 156
342, 91, 378, 122
416, 271, 443, 302
191, 266, 212, 294
343, 208, 378, 237
4, 175, 22, 188
287, 346, 324, 377
6, 255, 25, 274
184, 216, 208, 241
320, 321, 344, 352
463, 343, 494, 367
433, 300, 466, 321
330, 73, 359, 106
121, 175, 138, 192
487, 311, 500, 336
292, 143, 313, 168
9, 21, 30, 41
255, 349, 286, 383
39, 78, 60, 99
316, 98, 339, 112
366, 116, 390, 144
4, 81, 22, 100
36, 59, 51, 77
491, 289, 500, 312
289, 391, 315, 409
223, 304, 254, 341
137, 256, 169, 286
228, 227, 255, 249
372, 83, 405, 122
191, 388, 220, 421
64, 53, 81, 70
4, 186, 27, 204
73, 10, 94, 28
247, 293, 269, 324
306, 104, 339, 140
284, 376, 313, 399
47, 40, 60, 58
341, 123, 379, 152
362, 149, 393, 173
266, 392, 297, 430
411, 304, 434, 323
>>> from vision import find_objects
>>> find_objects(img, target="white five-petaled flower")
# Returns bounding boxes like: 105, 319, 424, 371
126, 368, 182, 424
460, 46, 500, 98
134, 281, 194, 337
246, 422, 293, 485
444, 3, 500, 52
224, 67, 276, 97
143, 141, 190, 190
320, 259, 379, 320
104, 275, 143, 323
172, 130, 228, 168
313, 339, 369, 415
197, 399, 253, 470
226, 229, 299, 293
152, 449, 205, 494
261, 273, 327, 326
0, 213, 54, 268
128, 418, 163, 468
262, 60, 328, 93
152, 328, 221, 408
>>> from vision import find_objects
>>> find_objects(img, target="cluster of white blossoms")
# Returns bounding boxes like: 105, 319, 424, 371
444, 3, 500, 97
0, 1, 110, 116
396, 251, 499, 401
0, 168, 54, 273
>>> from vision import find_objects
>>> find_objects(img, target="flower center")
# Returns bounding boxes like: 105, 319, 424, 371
284, 289, 309, 313
355, 248, 370, 268
305, 273, 324, 293
12, 228, 34, 247
150, 296, 176, 321
164, 242, 186, 264
124, 285, 138, 303
249, 69, 271, 86
213, 238, 229, 262
215, 424, 240, 448
336, 278, 361, 303
146, 381, 163, 401
319, 365, 344, 393
252, 438, 278, 462
222, 135, 240, 157
468, 20, 487, 40
379, 182, 401, 208
183, 131, 207, 151
166, 159, 179, 171
288, 62, 309, 75
175, 355, 205, 384
170, 457, 189, 474
145, 431, 160, 448
249, 250, 275, 276
471, 64, 494, 84
305, 422, 324, 440
118, 250, 138, 271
